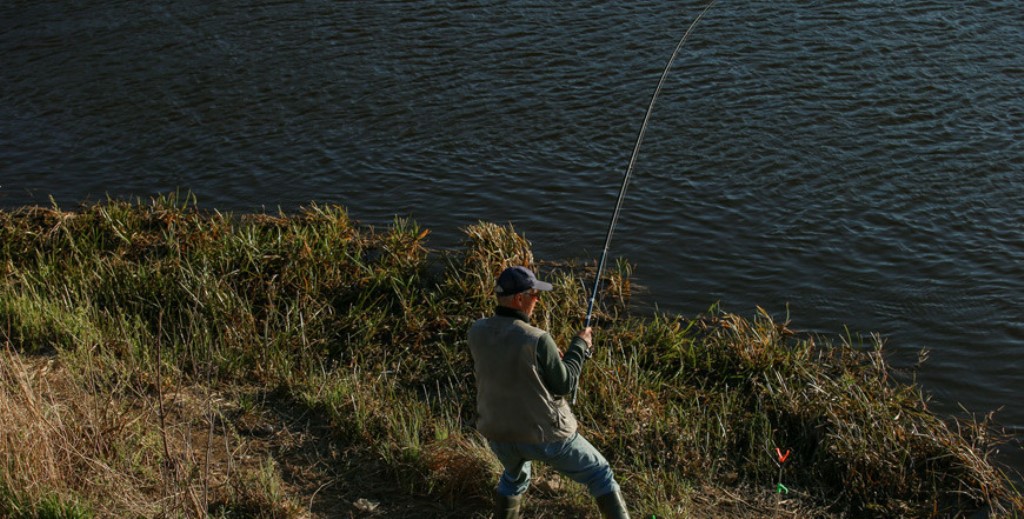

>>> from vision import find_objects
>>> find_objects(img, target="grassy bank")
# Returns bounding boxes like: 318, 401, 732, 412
1, 194, 1020, 518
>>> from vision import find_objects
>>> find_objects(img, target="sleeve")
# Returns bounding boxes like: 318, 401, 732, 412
535, 333, 591, 396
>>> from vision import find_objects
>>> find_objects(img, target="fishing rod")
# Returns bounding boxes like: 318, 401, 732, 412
576, 0, 718, 403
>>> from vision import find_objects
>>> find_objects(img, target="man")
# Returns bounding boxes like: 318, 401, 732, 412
468, 266, 629, 519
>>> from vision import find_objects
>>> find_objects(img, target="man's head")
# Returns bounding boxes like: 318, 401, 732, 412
495, 266, 552, 316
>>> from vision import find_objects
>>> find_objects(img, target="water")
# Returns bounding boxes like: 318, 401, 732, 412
2, 1, 1022, 473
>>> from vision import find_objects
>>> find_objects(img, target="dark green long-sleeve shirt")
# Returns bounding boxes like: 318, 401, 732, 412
493, 306, 591, 396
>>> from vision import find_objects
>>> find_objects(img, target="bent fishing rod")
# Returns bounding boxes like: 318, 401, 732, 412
575, 0, 718, 403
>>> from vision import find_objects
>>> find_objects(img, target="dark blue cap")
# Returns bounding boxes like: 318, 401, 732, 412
495, 266, 553, 296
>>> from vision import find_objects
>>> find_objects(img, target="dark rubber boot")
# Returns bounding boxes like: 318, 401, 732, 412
494, 492, 522, 519
595, 490, 630, 519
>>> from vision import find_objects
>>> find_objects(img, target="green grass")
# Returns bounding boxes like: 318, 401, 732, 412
0, 193, 1020, 518
0, 483, 95, 519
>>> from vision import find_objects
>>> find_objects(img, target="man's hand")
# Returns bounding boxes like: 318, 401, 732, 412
577, 327, 593, 348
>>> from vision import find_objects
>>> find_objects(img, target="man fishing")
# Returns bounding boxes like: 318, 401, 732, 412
468, 266, 629, 518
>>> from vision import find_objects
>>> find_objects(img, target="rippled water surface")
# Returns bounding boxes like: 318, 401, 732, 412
2, 1, 1022, 470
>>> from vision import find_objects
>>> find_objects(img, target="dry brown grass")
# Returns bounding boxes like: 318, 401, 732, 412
1, 197, 1020, 518
0, 342, 313, 518
0, 345, 157, 517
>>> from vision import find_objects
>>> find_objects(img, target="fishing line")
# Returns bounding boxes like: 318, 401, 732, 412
576, 0, 718, 402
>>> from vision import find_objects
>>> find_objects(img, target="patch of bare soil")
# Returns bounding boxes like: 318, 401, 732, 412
179, 385, 488, 518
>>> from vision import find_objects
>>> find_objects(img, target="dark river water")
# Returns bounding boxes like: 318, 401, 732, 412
2, 1, 1022, 473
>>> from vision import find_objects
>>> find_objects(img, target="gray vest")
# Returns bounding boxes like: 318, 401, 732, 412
468, 315, 578, 443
